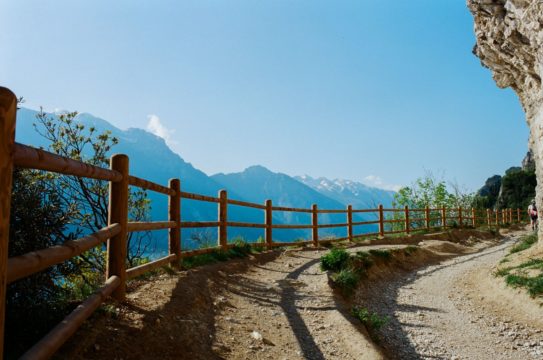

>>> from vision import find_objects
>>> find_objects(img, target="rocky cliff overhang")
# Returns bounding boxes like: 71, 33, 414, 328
468, 0, 542, 119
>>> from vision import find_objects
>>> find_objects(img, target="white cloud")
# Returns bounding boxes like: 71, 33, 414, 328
363, 175, 403, 192
146, 114, 177, 148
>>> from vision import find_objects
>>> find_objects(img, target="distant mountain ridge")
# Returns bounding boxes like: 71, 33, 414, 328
295, 175, 395, 209
212, 166, 354, 238
15, 107, 393, 252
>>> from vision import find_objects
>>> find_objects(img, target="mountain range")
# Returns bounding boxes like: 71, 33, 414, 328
15, 107, 396, 255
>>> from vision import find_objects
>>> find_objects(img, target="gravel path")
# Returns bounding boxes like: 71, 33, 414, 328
367, 234, 543, 360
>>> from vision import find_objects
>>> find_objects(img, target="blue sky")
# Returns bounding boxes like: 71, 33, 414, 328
0, 0, 528, 192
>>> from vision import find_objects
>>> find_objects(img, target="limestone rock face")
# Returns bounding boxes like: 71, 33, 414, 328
468, 0, 543, 241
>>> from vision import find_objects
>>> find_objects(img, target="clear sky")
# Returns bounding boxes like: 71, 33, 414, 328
0, 0, 528, 192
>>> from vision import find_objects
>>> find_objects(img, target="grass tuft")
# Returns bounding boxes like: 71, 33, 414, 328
496, 258, 543, 298
510, 233, 538, 254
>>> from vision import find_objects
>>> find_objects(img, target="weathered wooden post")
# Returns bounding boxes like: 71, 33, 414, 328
106, 154, 129, 300
347, 205, 353, 242
495, 210, 499, 226
378, 204, 384, 238
0, 87, 17, 357
312, 204, 319, 247
404, 205, 410, 235
471, 208, 476, 227
441, 206, 447, 229
168, 179, 181, 266
486, 209, 491, 227
509, 208, 513, 224
425, 206, 430, 230
218, 190, 228, 251
517, 208, 521, 223
458, 207, 463, 228
265, 199, 273, 249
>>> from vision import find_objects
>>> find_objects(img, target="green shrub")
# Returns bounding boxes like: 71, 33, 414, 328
354, 251, 373, 268
331, 268, 359, 295
368, 249, 392, 260
404, 246, 418, 256
352, 307, 389, 330
527, 277, 543, 296
320, 248, 350, 271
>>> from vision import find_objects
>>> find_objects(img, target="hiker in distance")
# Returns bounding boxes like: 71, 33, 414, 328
528, 199, 538, 231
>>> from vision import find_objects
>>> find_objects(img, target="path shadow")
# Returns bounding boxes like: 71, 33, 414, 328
331, 239, 512, 360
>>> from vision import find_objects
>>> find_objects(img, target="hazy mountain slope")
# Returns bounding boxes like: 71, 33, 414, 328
295, 175, 395, 209
14, 108, 265, 249
212, 166, 378, 238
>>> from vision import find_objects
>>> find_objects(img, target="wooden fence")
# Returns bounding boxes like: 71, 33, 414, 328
0, 87, 527, 359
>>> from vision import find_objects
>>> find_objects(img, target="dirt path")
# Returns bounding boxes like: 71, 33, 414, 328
210, 245, 405, 359
362, 232, 543, 360
60, 230, 541, 360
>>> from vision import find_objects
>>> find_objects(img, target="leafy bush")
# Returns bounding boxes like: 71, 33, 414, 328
6, 169, 75, 357
331, 268, 359, 295
404, 246, 418, 256
368, 249, 392, 260
320, 248, 350, 272
352, 306, 389, 330
354, 251, 373, 268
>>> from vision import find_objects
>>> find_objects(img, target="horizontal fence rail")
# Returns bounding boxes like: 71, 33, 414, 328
0, 87, 529, 359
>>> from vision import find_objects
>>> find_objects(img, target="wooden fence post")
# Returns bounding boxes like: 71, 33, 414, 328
425, 205, 430, 230
168, 179, 181, 266
218, 190, 228, 251
378, 204, 384, 238
265, 199, 272, 249
517, 208, 521, 223
458, 207, 462, 228
486, 209, 491, 227
106, 154, 129, 301
472, 208, 476, 227
0, 87, 17, 357
312, 204, 319, 247
404, 205, 410, 235
495, 210, 499, 226
347, 205, 353, 242
509, 208, 513, 224
441, 206, 447, 229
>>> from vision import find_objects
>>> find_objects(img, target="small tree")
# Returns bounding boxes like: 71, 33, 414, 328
33, 109, 153, 288
390, 174, 474, 230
